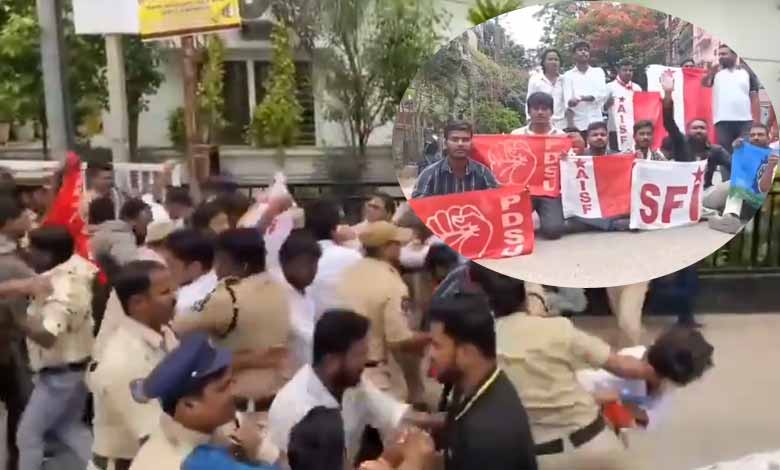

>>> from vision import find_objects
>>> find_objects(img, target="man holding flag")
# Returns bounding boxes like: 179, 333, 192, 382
709, 124, 778, 234
511, 92, 569, 240
659, 71, 732, 215
604, 61, 643, 152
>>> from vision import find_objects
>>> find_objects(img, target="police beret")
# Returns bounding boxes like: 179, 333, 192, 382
131, 332, 232, 406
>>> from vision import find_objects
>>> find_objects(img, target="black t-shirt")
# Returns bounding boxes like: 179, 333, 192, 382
443, 369, 538, 470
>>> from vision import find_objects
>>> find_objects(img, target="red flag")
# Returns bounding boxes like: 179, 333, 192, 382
682, 67, 716, 144
43, 152, 90, 258
633, 91, 666, 151
561, 155, 635, 219
471, 135, 572, 197
409, 186, 535, 260
42, 153, 105, 282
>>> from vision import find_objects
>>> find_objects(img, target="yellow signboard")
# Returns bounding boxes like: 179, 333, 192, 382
139, 0, 241, 39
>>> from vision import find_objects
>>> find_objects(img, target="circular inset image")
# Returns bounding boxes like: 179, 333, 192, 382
395, 1, 778, 287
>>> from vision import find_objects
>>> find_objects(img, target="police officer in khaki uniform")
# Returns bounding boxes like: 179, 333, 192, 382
481, 273, 659, 470
13, 226, 98, 470
173, 228, 291, 412
337, 221, 431, 401
86, 260, 179, 470
129, 332, 281, 470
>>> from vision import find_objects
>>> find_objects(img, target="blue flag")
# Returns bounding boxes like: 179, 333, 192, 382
729, 142, 771, 209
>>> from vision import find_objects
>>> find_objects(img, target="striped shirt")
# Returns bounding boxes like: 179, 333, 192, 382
412, 157, 499, 199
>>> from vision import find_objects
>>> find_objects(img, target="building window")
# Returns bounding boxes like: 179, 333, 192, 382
218, 60, 316, 147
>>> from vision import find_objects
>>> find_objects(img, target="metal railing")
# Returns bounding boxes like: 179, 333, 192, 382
700, 188, 780, 274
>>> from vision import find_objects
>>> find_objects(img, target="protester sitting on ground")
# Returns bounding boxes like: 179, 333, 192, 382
576, 326, 714, 432
412, 120, 499, 198
709, 123, 775, 234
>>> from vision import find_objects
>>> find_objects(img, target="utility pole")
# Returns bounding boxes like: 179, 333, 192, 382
105, 35, 131, 163
36, 0, 73, 161
181, 35, 203, 202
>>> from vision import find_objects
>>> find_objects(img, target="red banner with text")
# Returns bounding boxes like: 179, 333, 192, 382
409, 186, 535, 260
471, 134, 572, 197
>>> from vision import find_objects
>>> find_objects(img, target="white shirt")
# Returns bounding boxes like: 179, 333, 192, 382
576, 346, 673, 431
174, 270, 218, 317
527, 72, 567, 129
271, 271, 316, 371
510, 125, 566, 136
713, 67, 755, 123
399, 236, 443, 270
308, 240, 363, 318
606, 79, 642, 132
268, 365, 409, 467
563, 65, 608, 131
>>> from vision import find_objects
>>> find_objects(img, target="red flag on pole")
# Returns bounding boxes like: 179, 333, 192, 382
42, 152, 105, 282
633, 91, 666, 151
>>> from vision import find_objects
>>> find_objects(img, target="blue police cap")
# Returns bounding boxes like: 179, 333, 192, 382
131, 332, 232, 406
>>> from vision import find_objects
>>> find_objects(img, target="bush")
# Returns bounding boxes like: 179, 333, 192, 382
474, 103, 522, 134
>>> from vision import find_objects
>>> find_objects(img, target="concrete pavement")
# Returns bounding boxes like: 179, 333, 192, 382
573, 314, 780, 470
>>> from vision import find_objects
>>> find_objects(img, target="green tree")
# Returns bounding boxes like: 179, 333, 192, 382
249, 22, 303, 149
468, 0, 523, 26
474, 103, 521, 133
125, 37, 165, 157
197, 35, 227, 145
0, 0, 107, 148
317, 0, 449, 157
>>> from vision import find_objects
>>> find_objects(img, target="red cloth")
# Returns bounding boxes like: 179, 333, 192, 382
42, 152, 106, 283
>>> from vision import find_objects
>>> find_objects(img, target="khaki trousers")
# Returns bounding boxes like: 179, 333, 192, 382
538, 428, 643, 470
605, 282, 649, 346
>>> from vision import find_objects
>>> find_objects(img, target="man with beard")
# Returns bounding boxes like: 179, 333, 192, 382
709, 123, 778, 233
86, 261, 179, 470
412, 121, 498, 199
429, 294, 537, 470
268, 310, 436, 469
702, 44, 761, 154
13, 226, 99, 470
660, 71, 732, 216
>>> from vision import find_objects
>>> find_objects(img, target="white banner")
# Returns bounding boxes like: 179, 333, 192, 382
629, 160, 706, 230
647, 65, 684, 132
561, 157, 604, 219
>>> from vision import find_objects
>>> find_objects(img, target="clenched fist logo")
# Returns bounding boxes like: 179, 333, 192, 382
426, 205, 494, 259
487, 139, 538, 187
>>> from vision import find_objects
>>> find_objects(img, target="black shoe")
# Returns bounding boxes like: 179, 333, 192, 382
610, 218, 631, 232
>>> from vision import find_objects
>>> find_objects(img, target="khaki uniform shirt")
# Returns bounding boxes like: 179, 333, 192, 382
337, 258, 414, 364
496, 312, 611, 443
26, 255, 97, 372
129, 413, 212, 470
173, 273, 291, 401
86, 315, 177, 459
